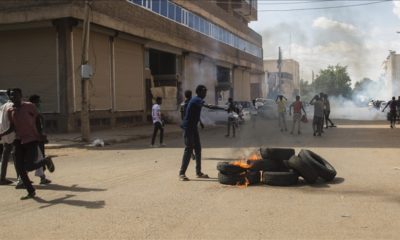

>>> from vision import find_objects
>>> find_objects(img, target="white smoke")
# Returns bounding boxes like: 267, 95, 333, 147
312, 17, 358, 34
329, 96, 386, 121
328, 76, 390, 120
393, 1, 400, 18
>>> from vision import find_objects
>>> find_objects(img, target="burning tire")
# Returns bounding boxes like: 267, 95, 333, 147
217, 161, 246, 175
298, 149, 336, 182
287, 155, 318, 184
246, 171, 261, 185
262, 170, 299, 186
218, 172, 246, 185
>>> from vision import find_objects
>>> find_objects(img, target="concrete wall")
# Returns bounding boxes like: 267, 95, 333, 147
233, 68, 250, 101
0, 27, 58, 113
182, 54, 216, 105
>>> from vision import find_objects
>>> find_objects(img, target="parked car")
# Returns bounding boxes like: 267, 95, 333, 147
0, 90, 9, 105
256, 98, 278, 119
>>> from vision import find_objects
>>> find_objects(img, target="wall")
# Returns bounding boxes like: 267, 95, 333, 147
0, 27, 58, 113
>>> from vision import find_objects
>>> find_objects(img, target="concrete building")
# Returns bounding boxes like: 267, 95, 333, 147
264, 59, 299, 100
384, 51, 400, 97
0, 0, 263, 132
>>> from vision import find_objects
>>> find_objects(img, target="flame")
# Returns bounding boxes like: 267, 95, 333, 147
230, 160, 251, 169
237, 177, 250, 188
247, 152, 262, 161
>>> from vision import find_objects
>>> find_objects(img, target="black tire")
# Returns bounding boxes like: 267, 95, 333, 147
248, 159, 281, 172
298, 149, 336, 182
260, 148, 295, 161
262, 170, 299, 186
263, 159, 285, 172
246, 171, 261, 185
287, 155, 318, 184
217, 161, 246, 175
218, 172, 245, 185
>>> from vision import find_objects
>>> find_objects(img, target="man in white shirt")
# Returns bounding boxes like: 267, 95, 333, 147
0, 100, 16, 185
150, 97, 165, 147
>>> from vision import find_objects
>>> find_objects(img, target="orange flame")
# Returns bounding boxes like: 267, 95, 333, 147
230, 160, 251, 169
247, 152, 262, 161
237, 177, 250, 188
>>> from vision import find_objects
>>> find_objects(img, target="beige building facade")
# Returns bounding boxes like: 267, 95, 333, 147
0, 0, 263, 132
264, 59, 300, 100
385, 51, 400, 97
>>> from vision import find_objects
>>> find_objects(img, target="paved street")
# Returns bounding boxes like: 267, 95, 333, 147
1, 119, 400, 239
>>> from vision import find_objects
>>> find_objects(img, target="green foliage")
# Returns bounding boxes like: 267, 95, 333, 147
313, 64, 352, 98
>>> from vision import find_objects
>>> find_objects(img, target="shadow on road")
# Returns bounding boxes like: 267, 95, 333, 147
35, 184, 107, 192
33, 194, 105, 209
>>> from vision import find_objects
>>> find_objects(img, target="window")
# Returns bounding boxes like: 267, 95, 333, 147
131, 0, 142, 5
188, 12, 194, 28
175, 6, 182, 22
194, 15, 199, 31
151, 0, 160, 13
160, 0, 168, 17
168, 2, 175, 20
204, 21, 209, 35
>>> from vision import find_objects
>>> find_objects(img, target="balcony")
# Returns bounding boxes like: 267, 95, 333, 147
231, 0, 257, 22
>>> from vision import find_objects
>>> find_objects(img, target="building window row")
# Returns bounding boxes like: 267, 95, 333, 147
127, 0, 262, 58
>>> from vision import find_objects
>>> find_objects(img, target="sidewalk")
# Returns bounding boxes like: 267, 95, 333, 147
46, 124, 184, 149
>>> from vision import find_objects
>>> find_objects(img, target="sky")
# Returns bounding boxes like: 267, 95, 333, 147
249, 0, 400, 85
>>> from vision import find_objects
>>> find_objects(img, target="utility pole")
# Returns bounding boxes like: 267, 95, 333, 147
81, 0, 92, 142
277, 47, 282, 94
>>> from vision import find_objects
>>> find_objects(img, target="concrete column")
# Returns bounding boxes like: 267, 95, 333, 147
52, 18, 78, 132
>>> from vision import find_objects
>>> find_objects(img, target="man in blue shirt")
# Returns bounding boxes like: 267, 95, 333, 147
179, 85, 212, 181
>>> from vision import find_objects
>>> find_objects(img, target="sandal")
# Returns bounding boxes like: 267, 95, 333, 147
196, 173, 209, 178
179, 175, 190, 181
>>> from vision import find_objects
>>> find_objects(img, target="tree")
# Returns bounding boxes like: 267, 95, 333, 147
313, 64, 352, 98
353, 78, 374, 95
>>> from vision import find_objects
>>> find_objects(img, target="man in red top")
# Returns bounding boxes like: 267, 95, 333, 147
0, 88, 55, 200
289, 95, 307, 135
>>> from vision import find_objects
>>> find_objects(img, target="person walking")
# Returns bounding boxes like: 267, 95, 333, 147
382, 96, 397, 128
310, 95, 324, 136
289, 95, 306, 135
275, 95, 288, 132
225, 97, 237, 137
150, 97, 165, 147
323, 94, 336, 128
29, 95, 51, 185
0, 88, 55, 200
179, 85, 213, 181
0, 99, 16, 185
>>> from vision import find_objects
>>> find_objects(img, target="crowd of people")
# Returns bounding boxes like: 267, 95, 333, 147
274, 92, 336, 137
0, 89, 55, 200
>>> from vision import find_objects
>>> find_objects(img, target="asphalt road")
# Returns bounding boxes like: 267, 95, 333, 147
1, 118, 399, 239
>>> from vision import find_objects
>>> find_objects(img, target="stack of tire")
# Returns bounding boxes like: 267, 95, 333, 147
217, 148, 337, 186
261, 148, 337, 186
217, 161, 261, 185
259, 148, 299, 186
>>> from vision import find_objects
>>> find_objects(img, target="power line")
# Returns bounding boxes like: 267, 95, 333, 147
257, 0, 391, 12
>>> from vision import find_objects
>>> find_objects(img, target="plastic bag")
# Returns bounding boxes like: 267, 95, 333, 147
301, 115, 308, 123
